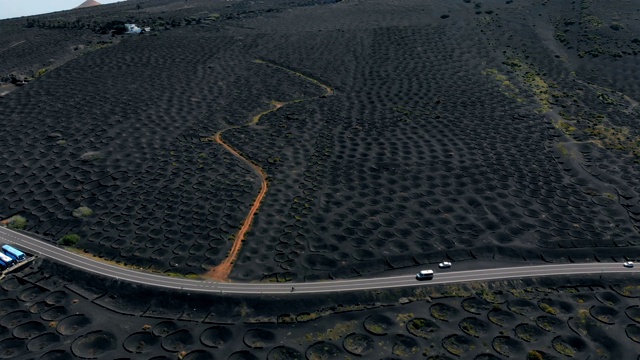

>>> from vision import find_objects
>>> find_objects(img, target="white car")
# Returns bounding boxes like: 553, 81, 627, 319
416, 270, 434, 280
438, 262, 452, 269
624, 261, 634, 268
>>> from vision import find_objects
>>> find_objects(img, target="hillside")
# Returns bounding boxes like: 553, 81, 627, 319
0, 0, 639, 357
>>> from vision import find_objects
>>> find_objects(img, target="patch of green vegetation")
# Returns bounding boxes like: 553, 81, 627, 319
36, 68, 48, 78
206, 13, 221, 21
619, 285, 640, 297
460, 321, 481, 337
597, 92, 617, 105
509, 288, 535, 299
477, 287, 502, 303
366, 323, 385, 335
586, 124, 638, 152
579, 46, 605, 58
556, 120, 577, 135
72, 206, 93, 218
554, 30, 568, 44
396, 313, 414, 326
482, 68, 523, 102
59, 233, 80, 247
6, 215, 27, 230
296, 312, 320, 322
392, 343, 419, 357
553, 340, 576, 357
539, 302, 558, 315
582, 15, 603, 28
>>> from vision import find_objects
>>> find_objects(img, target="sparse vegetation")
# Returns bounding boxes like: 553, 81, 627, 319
539, 302, 558, 315
553, 340, 576, 357
527, 350, 544, 360
58, 234, 80, 247
72, 207, 93, 218
6, 215, 27, 230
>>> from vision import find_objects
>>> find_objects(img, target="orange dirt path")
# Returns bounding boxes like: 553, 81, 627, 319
206, 60, 333, 281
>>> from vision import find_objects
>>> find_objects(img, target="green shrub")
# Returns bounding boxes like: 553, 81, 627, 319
7, 215, 27, 230
59, 234, 80, 247
72, 207, 93, 218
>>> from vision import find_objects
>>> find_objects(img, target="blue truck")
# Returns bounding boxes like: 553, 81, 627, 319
0, 253, 15, 267
2, 245, 25, 262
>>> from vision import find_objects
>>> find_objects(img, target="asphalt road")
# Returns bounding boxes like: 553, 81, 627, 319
0, 227, 637, 294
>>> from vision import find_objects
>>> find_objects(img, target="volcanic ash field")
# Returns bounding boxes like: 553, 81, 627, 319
1, 0, 640, 358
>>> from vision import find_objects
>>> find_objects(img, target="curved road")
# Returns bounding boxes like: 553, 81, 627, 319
0, 227, 637, 294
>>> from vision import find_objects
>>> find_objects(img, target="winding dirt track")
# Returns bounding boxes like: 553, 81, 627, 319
206, 60, 333, 281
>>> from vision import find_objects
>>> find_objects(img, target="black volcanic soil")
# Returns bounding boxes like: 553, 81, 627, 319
0, 0, 639, 281
0, 0, 640, 357
0, 258, 638, 359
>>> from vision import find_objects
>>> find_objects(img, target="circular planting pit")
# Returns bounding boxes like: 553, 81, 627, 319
44, 291, 69, 305
39, 349, 72, 360
535, 316, 564, 333
515, 323, 546, 342
161, 329, 193, 352
626, 324, 640, 343
343, 333, 374, 356
538, 299, 574, 316
626, 306, 640, 323
306, 341, 342, 359
363, 314, 394, 335
27, 332, 60, 351
123, 332, 159, 353
430, 303, 460, 322
56, 314, 91, 336
407, 318, 439, 338
0, 300, 19, 316
12, 320, 46, 339
461, 297, 492, 315
268, 346, 303, 360
181, 350, 214, 360
153, 321, 179, 337
19, 286, 47, 302
228, 350, 260, 360
28, 302, 48, 314
507, 299, 538, 316
589, 305, 619, 325
41, 306, 68, 321
487, 309, 516, 327
492, 336, 524, 357
243, 328, 275, 349
1, 278, 23, 291
595, 291, 621, 307
458, 317, 489, 338
200, 326, 232, 348
1, 310, 31, 328
0, 338, 25, 358
552, 335, 588, 357
70, 331, 117, 359
442, 334, 476, 357
392, 334, 419, 357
